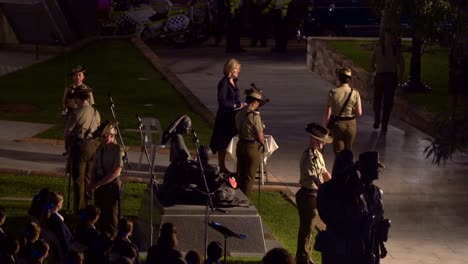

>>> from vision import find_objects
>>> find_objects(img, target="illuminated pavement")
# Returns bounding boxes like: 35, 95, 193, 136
0, 41, 467, 263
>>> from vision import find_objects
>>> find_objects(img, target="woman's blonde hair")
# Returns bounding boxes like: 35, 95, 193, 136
223, 58, 241, 77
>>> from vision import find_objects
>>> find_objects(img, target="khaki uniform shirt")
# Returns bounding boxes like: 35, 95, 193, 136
299, 146, 326, 191
235, 105, 263, 141
65, 104, 101, 139
371, 44, 404, 74
327, 84, 361, 117
94, 143, 124, 181
62, 84, 95, 109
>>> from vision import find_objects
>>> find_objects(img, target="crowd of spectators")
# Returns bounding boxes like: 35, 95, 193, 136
0, 189, 295, 264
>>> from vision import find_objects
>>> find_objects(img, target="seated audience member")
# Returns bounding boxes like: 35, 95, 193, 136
262, 247, 295, 264
0, 236, 19, 264
65, 250, 85, 264
185, 250, 202, 264
84, 233, 112, 264
39, 191, 74, 263
206, 241, 223, 264
110, 218, 140, 264
28, 188, 51, 222
17, 222, 41, 262
146, 222, 184, 264
29, 240, 50, 264
75, 205, 100, 249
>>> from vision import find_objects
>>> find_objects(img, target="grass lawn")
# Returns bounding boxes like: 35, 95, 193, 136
327, 40, 451, 115
0, 173, 320, 263
0, 39, 212, 146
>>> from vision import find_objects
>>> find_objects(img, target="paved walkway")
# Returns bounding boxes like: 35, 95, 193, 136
151, 42, 468, 264
0, 41, 467, 263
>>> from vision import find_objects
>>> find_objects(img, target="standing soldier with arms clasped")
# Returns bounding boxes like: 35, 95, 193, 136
88, 122, 124, 239
296, 123, 333, 264
263, 0, 292, 52
62, 65, 95, 156
235, 87, 268, 198
357, 151, 390, 264
65, 85, 100, 214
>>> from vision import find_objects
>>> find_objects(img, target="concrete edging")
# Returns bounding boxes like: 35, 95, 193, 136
130, 37, 215, 127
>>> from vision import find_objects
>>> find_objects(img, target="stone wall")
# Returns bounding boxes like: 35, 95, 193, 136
306, 37, 435, 135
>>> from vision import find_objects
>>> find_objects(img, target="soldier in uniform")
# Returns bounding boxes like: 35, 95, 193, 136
357, 151, 390, 264
316, 150, 366, 264
88, 122, 124, 239
235, 87, 268, 198
295, 122, 333, 264
65, 85, 101, 213
323, 67, 362, 153
226, 0, 245, 52
62, 65, 95, 156
62, 65, 95, 118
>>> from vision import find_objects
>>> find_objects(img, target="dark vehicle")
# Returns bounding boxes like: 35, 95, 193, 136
297, 0, 381, 39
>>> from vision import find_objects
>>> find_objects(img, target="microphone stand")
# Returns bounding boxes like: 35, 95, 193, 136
109, 94, 131, 218
191, 128, 223, 262
136, 114, 158, 246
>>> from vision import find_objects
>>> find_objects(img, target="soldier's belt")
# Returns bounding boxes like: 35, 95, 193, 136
299, 187, 318, 194
238, 138, 258, 144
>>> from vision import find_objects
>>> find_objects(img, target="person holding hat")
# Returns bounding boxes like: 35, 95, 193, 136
323, 66, 362, 153
234, 86, 268, 198
88, 121, 124, 239
65, 84, 101, 214
295, 123, 332, 264
371, 28, 404, 132
210, 59, 244, 175
62, 65, 95, 117
357, 151, 390, 264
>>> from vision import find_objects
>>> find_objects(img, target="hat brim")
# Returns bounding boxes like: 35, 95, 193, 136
308, 132, 334, 144
70, 68, 86, 75
259, 98, 269, 107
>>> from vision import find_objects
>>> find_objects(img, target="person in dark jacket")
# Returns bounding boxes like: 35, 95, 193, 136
210, 58, 244, 174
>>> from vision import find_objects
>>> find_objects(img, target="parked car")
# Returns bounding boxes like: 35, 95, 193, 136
298, 0, 381, 38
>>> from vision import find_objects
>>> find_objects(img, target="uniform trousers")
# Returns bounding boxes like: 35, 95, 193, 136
331, 119, 356, 153
296, 187, 319, 264
373, 72, 398, 129
71, 140, 99, 213
95, 179, 121, 238
236, 141, 260, 198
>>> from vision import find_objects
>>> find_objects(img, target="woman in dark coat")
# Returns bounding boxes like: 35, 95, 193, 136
210, 58, 244, 174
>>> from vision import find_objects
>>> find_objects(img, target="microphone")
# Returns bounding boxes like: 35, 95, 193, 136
191, 128, 199, 143
136, 114, 143, 129
109, 93, 115, 108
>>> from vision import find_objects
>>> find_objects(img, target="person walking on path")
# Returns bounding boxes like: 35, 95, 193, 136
323, 67, 362, 153
296, 123, 333, 264
210, 59, 244, 174
235, 86, 268, 198
88, 122, 124, 239
371, 28, 404, 132
65, 85, 100, 213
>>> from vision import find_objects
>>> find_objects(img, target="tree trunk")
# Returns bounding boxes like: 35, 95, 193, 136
403, 34, 432, 92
